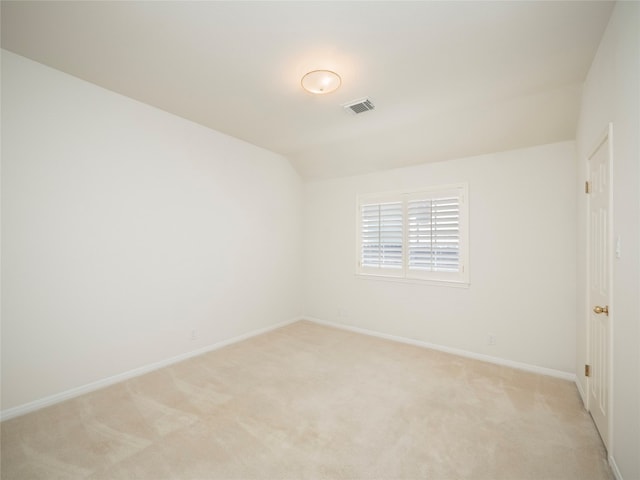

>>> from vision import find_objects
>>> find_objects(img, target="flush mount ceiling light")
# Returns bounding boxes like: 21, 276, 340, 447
301, 70, 341, 94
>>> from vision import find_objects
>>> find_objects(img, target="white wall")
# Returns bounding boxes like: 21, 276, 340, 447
303, 142, 577, 374
1, 51, 303, 412
575, 2, 640, 478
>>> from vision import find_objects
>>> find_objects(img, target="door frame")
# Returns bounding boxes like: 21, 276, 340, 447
585, 122, 614, 451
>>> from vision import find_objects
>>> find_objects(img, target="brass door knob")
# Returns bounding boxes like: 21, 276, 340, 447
593, 305, 609, 315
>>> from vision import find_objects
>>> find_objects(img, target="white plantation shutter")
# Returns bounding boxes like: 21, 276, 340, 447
407, 195, 460, 273
360, 202, 403, 269
358, 185, 468, 283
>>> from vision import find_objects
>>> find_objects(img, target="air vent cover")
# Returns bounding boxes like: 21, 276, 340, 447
343, 98, 375, 115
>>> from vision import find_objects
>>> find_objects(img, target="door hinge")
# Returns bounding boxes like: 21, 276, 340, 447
585, 364, 591, 377
585, 181, 591, 194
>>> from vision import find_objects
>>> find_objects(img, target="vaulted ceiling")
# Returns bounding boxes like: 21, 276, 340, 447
1, 1, 614, 179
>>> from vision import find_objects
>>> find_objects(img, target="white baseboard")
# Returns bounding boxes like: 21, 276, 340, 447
609, 455, 623, 480
575, 377, 588, 407
1, 316, 303, 422
1, 315, 578, 421
305, 316, 576, 382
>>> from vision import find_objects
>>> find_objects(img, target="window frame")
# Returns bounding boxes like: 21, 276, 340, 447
356, 184, 469, 286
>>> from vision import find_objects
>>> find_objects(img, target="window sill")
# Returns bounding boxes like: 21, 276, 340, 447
355, 273, 470, 289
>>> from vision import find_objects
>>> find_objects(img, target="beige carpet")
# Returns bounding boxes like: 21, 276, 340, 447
1, 320, 613, 479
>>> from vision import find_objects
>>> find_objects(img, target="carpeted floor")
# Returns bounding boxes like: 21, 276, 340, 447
1, 320, 613, 479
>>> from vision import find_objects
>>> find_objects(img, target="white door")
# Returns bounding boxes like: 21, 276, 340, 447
587, 124, 612, 450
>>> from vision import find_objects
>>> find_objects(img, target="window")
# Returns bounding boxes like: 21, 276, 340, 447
357, 184, 468, 284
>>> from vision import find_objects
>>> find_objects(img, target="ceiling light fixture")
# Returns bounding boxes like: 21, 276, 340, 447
301, 70, 341, 94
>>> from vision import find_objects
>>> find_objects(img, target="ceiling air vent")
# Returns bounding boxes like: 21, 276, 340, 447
343, 98, 375, 115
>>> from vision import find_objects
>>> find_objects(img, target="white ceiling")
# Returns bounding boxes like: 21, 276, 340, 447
1, 1, 614, 180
